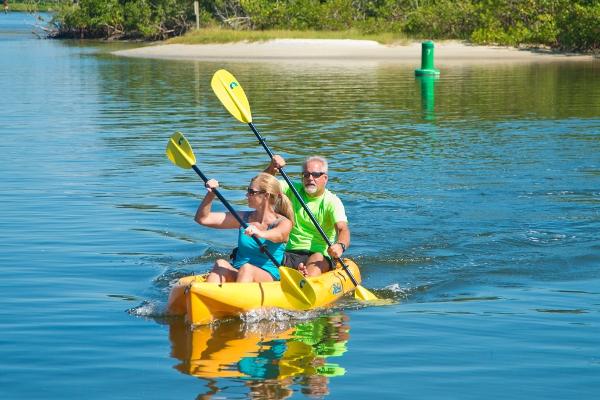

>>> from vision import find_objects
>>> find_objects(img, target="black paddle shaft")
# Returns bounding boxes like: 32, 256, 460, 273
191, 164, 281, 268
247, 122, 360, 287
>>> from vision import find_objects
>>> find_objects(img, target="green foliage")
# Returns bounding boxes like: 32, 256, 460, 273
237, 0, 358, 30
8, 1, 64, 12
405, 0, 476, 39
467, 0, 599, 51
50, 0, 599, 52
469, 0, 560, 46
123, 0, 154, 37
53, 0, 192, 39
556, 2, 600, 51
52, 0, 122, 38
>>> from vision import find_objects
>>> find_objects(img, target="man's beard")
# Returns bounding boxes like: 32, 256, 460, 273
304, 184, 317, 194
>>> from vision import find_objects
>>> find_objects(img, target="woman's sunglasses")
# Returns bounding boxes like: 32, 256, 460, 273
247, 188, 266, 196
302, 171, 326, 179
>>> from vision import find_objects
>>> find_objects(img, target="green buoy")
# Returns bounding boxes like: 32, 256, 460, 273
415, 41, 440, 76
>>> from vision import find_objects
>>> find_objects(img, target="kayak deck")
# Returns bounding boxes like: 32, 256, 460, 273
167, 258, 362, 326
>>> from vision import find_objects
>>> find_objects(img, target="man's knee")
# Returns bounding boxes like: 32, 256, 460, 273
307, 256, 330, 272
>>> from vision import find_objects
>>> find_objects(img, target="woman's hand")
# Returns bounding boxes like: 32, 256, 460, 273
244, 224, 264, 238
205, 179, 219, 192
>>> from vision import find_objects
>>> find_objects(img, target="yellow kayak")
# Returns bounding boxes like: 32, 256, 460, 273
167, 258, 362, 326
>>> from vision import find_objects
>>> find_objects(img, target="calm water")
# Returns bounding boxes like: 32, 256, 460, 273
2, 12, 600, 399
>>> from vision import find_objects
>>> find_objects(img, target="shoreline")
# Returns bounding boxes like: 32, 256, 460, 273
112, 39, 596, 64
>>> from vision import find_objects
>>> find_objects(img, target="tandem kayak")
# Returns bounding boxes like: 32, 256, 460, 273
167, 258, 362, 326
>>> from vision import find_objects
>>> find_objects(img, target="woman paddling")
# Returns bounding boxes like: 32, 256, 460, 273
195, 173, 294, 283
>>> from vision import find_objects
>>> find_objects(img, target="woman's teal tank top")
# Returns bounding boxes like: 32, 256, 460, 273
232, 213, 286, 280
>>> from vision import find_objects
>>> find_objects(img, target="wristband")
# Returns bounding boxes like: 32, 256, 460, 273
337, 242, 346, 253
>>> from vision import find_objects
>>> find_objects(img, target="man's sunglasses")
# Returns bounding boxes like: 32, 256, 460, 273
302, 172, 326, 179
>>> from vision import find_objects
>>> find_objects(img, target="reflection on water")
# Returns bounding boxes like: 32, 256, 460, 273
169, 313, 349, 398
417, 75, 438, 121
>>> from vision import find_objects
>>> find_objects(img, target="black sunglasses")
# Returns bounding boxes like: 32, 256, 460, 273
302, 171, 326, 179
247, 188, 266, 196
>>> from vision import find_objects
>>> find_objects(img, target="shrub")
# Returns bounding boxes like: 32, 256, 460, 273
556, 2, 600, 52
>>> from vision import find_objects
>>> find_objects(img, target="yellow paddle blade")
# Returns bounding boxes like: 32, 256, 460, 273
354, 285, 378, 301
211, 69, 253, 123
279, 267, 316, 310
166, 132, 196, 169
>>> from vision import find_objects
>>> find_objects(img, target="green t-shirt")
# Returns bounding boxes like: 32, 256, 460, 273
280, 181, 347, 255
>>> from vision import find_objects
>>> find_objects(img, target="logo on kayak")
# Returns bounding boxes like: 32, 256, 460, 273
299, 279, 306, 289
331, 283, 342, 295
229, 81, 239, 90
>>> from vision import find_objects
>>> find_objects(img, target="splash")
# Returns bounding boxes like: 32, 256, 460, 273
377, 283, 413, 302
127, 300, 169, 318
241, 307, 322, 324
526, 229, 570, 244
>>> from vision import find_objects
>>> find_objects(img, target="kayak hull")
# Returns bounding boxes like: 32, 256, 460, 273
167, 258, 362, 326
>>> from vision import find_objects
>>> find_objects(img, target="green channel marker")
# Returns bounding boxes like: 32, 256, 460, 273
415, 41, 440, 76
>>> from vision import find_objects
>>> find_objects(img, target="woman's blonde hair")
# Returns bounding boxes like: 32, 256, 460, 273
250, 173, 294, 223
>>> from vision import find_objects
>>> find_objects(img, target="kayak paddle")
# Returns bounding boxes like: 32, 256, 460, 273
211, 69, 378, 301
166, 132, 316, 309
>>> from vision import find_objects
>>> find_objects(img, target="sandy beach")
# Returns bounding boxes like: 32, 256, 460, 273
113, 39, 594, 64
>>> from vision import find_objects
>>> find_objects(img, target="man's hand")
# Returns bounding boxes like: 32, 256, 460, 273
327, 243, 345, 259
265, 154, 286, 175
272, 155, 286, 170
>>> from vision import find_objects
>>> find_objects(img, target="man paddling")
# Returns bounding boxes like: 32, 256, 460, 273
265, 155, 350, 277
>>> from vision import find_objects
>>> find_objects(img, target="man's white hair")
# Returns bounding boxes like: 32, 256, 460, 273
303, 156, 328, 172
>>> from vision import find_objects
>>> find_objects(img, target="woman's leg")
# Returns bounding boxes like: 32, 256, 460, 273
236, 264, 275, 283
206, 258, 238, 283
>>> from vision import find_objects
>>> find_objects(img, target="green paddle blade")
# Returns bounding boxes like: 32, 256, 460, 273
166, 132, 196, 169
279, 267, 316, 310
211, 69, 253, 124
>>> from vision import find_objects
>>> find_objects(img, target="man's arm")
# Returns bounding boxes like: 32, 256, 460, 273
328, 221, 350, 259
264, 154, 286, 175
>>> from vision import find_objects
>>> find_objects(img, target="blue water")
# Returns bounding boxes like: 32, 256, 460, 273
1, 12, 600, 399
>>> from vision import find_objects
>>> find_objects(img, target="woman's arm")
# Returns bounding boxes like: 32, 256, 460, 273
194, 179, 239, 229
244, 218, 292, 243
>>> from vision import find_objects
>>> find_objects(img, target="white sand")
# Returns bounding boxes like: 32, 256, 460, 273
112, 39, 594, 65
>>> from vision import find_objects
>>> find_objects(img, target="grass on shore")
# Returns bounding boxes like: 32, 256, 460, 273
167, 27, 411, 45
7, 2, 58, 12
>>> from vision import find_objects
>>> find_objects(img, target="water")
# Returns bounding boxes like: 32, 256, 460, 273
1, 12, 600, 399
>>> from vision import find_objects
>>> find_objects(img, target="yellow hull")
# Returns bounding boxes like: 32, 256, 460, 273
167, 258, 362, 326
